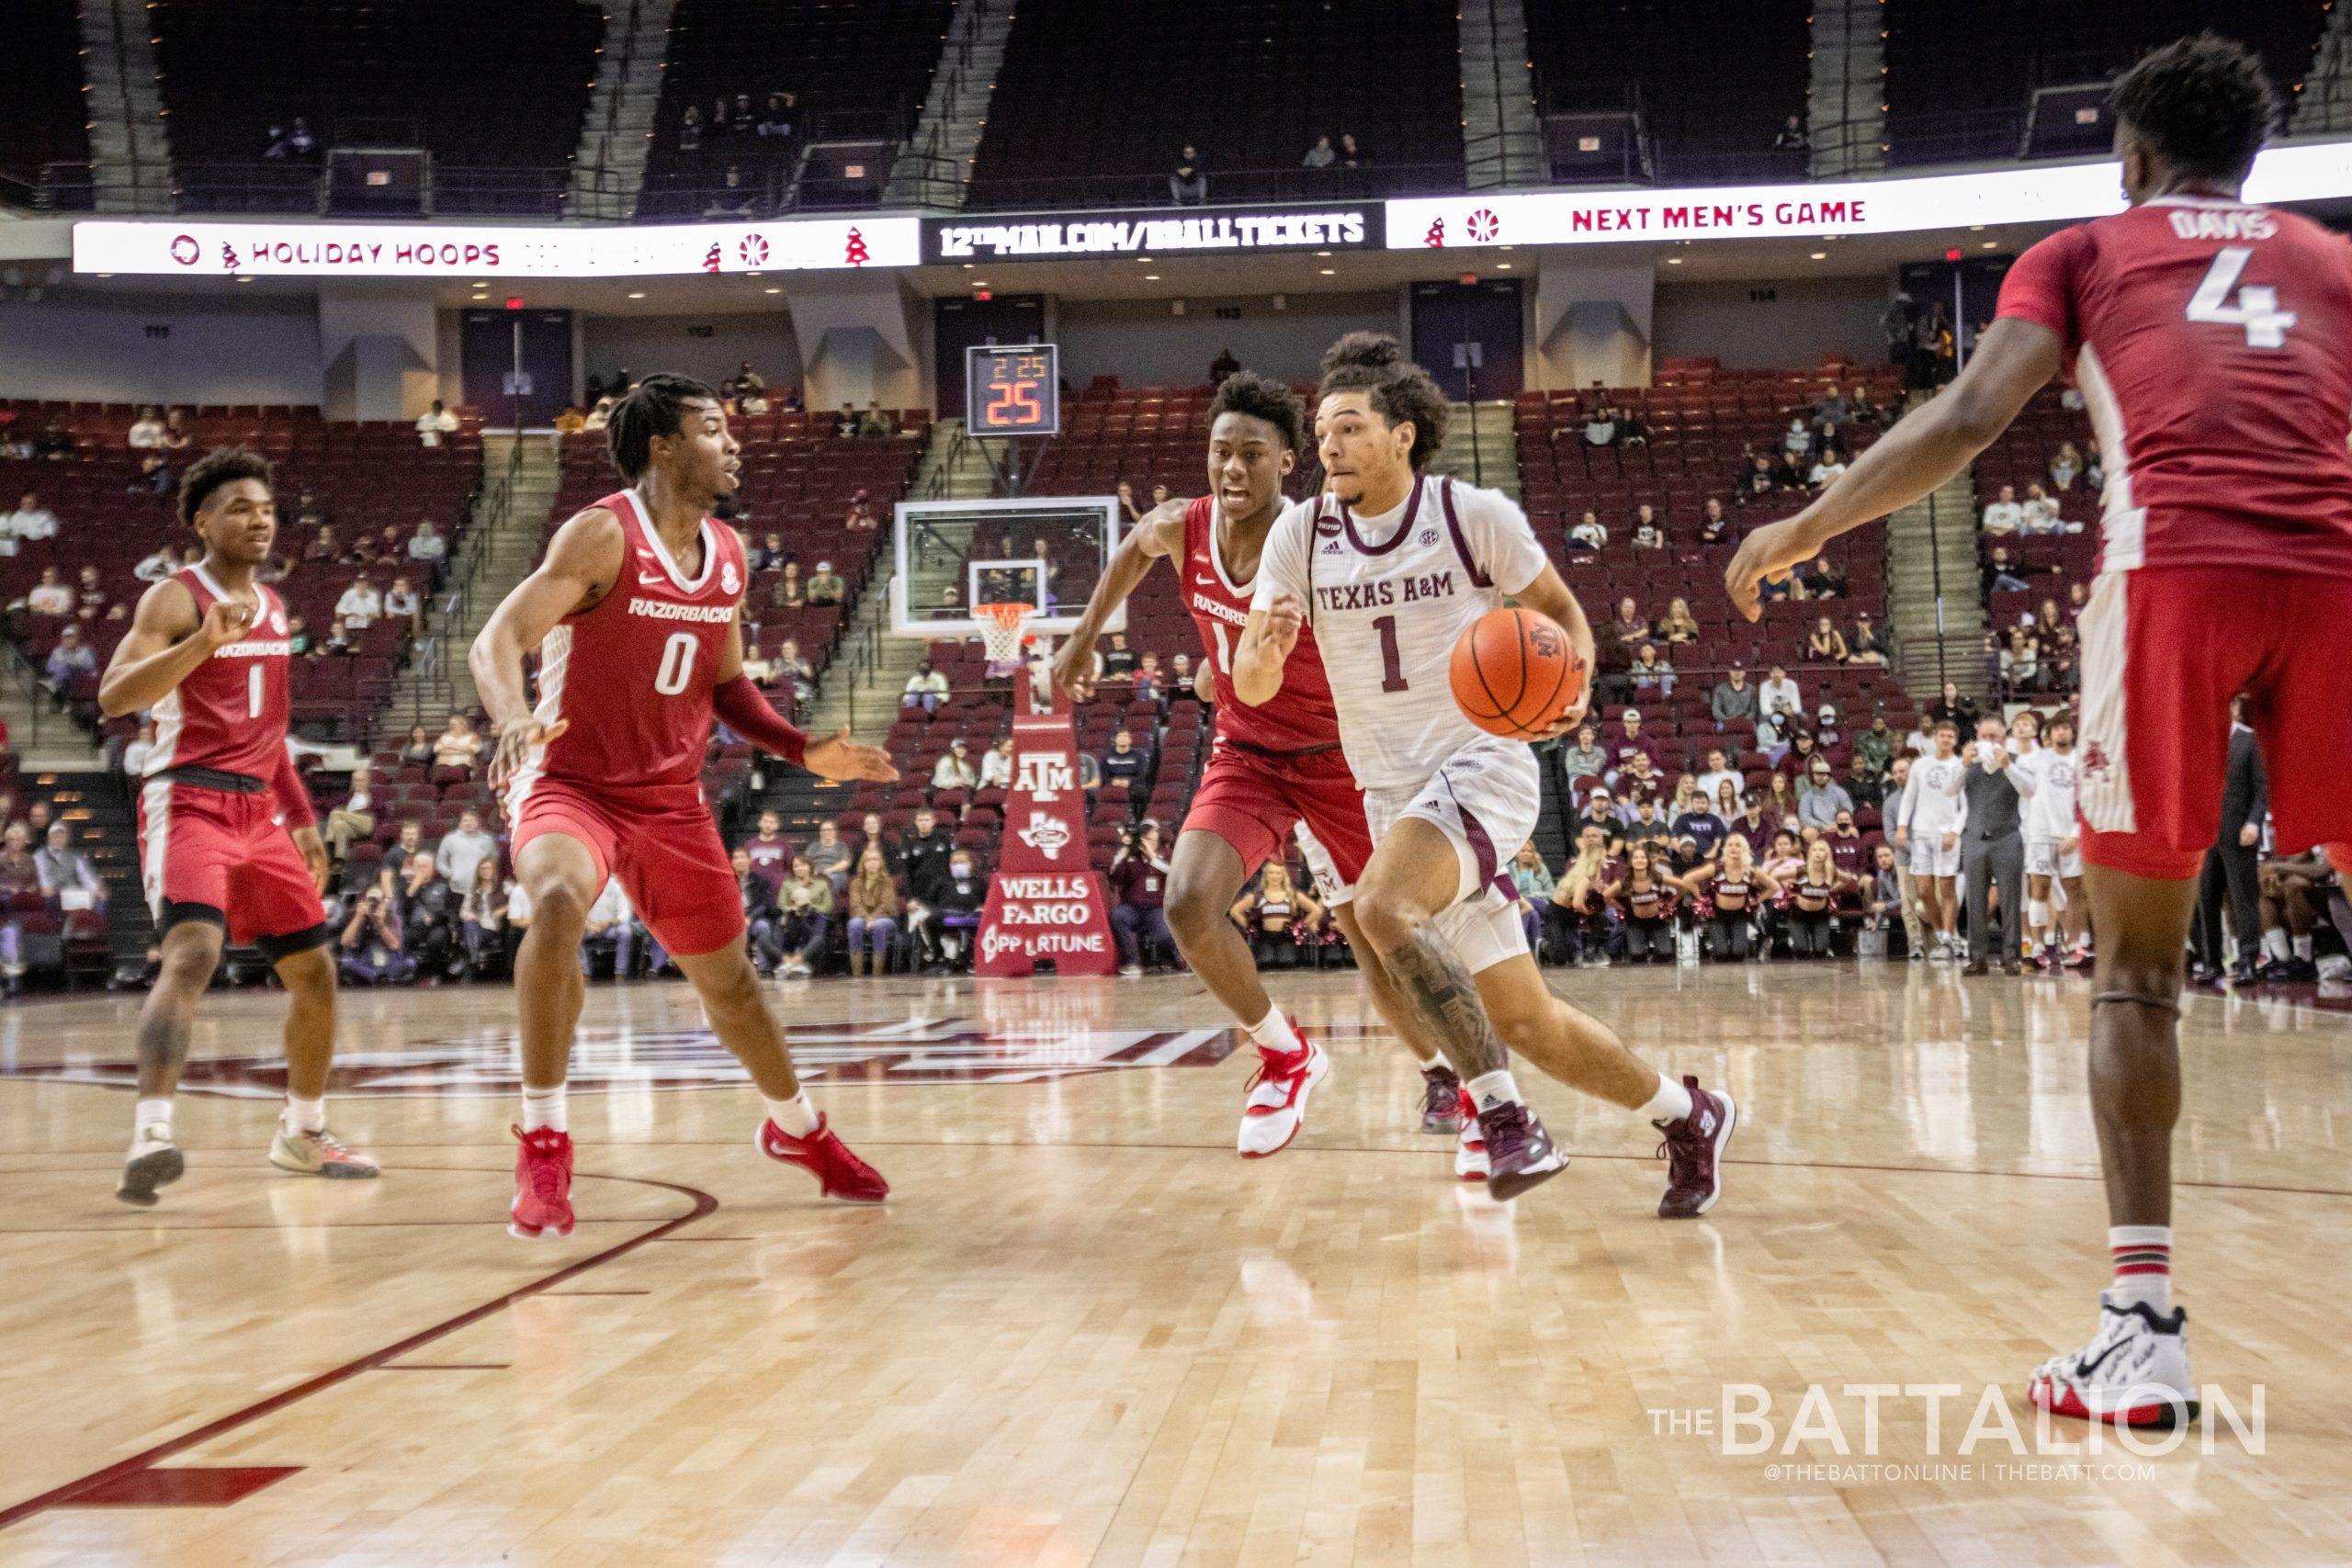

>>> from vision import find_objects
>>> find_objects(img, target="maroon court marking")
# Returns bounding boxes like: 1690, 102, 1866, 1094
0, 1169, 717, 1532
62, 1468, 301, 1508
379, 1363, 512, 1371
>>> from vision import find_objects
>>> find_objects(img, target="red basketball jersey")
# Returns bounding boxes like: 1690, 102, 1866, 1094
1181, 495, 1341, 753
526, 488, 745, 794
144, 566, 293, 781
1995, 197, 2352, 579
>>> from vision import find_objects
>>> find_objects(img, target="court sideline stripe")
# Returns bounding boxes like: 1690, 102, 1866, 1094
0, 1168, 718, 1533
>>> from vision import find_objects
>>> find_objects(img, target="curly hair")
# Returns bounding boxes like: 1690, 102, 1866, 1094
607, 371, 722, 483
1317, 332, 1449, 469
2111, 33, 2276, 186
1206, 369, 1304, 453
177, 445, 274, 526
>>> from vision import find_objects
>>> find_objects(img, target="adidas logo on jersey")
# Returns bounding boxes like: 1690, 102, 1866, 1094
1320, 539, 1343, 554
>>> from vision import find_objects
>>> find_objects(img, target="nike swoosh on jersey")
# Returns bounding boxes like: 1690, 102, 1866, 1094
638, 571, 672, 588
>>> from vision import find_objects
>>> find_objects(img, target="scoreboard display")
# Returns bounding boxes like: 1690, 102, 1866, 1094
965, 343, 1060, 437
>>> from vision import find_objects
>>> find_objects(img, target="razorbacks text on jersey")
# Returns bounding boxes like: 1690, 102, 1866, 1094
1179, 495, 1340, 753
1250, 473, 1549, 791
145, 566, 295, 782
519, 487, 745, 800
1995, 196, 2352, 578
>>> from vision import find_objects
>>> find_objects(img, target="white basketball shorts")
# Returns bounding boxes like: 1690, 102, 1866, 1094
1363, 735, 1540, 975
2024, 836, 2084, 879
1908, 831, 1962, 878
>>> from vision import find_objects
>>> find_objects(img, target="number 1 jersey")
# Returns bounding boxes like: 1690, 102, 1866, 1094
523, 488, 744, 797
1994, 197, 2352, 579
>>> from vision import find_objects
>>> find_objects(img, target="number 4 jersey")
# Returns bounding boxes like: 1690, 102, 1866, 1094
519, 487, 745, 799
1994, 196, 2352, 579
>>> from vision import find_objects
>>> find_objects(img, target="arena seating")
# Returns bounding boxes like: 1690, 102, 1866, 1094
1883, 1, 2332, 167
635, 0, 956, 219
149, 0, 603, 212
1976, 385, 2098, 663
0, 0, 91, 203
967, 0, 1464, 209
1523, 0, 1812, 181
0, 401, 481, 750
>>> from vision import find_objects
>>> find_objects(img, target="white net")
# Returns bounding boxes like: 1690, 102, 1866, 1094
977, 603, 1035, 671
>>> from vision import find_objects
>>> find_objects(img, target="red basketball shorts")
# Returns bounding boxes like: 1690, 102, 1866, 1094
1182, 742, 1374, 902
136, 777, 326, 947
2075, 565, 2352, 881
510, 776, 745, 956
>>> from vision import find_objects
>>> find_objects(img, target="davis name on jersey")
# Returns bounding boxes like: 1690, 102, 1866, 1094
1252, 474, 1548, 791
1180, 495, 1341, 754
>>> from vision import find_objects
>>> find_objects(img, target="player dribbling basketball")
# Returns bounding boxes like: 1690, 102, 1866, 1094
1049, 372, 1474, 1168
1235, 333, 1737, 1212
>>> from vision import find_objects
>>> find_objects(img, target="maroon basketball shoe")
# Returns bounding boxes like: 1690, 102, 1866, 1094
757, 1113, 890, 1203
1477, 1099, 1568, 1201
1653, 1077, 1736, 1219
509, 1124, 576, 1240
1419, 1063, 1466, 1134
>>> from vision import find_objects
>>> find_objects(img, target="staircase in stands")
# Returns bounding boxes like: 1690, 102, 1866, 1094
0, 662, 107, 774
75, 0, 175, 213
2295, 1, 2352, 138
567, 0, 680, 222
387, 434, 561, 731
1458, 0, 1548, 191
1423, 402, 1521, 502
882, 0, 1015, 209
1806, 0, 1889, 181
37, 771, 147, 973
1885, 474, 1989, 704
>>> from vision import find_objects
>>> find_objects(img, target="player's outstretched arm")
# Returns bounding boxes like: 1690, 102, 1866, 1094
1725, 317, 2064, 621
97, 578, 236, 718
471, 506, 624, 791
1051, 498, 1186, 699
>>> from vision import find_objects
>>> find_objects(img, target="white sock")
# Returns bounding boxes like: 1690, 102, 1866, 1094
134, 1097, 173, 1140
281, 1095, 326, 1135
765, 1089, 820, 1137
2027, 899, 2049, 936
2108, 1224, 2174, 1314
2293, 934, 2313, 961
2260, 928, 2289, 962
521, 1084, 567, 1134
1246, 1007, 1302, 1055
1639, 1073, 1695, 1124
1466, 1069, 1522, 1112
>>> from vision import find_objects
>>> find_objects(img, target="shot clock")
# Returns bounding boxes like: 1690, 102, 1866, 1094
965, 343, 1061, 437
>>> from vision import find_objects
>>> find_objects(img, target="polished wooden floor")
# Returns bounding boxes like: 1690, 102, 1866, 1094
3, 962, 2349, 1567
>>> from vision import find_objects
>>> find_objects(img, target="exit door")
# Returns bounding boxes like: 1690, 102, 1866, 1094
1410, 279, 1524, 401
462, 308, 573, 428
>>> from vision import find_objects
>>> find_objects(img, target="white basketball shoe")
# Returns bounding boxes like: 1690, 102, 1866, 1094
2027, 1292, 2199, 1427
1237, 1030, 1329, 1158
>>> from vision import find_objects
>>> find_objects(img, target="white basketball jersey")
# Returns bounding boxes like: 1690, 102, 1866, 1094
2026, 748, 2078, 840
1252, 473, 1548, 791
1903, 754, 1967, 833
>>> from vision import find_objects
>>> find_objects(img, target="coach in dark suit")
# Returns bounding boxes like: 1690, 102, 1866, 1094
2193, 698, 2267, 980
1961, 716, 2028, 975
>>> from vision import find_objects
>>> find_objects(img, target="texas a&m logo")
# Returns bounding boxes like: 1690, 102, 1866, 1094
1014, 753, 1073, 800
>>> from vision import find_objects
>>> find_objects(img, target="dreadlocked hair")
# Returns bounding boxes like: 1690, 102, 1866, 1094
2111, 33, 2276, 186
1206, 369, 1305, 452
177, 445, 274, 526
606, 371, 722, 484
1317, 332, 1448, 469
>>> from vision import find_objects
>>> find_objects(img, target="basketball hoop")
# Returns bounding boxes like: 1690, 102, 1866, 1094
976, 602, 1037, 671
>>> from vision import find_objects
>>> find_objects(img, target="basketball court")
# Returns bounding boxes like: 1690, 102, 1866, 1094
6, 966, 2349, 1565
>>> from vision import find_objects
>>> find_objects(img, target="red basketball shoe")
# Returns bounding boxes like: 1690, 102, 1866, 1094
509, 1124, 575, 1240
757, 1113, 890, 1203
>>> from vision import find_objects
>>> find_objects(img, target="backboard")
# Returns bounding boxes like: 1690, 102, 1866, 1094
890, 494, 1124, 639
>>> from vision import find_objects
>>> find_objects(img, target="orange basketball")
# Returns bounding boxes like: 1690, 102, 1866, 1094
1449, 607, 1587, 739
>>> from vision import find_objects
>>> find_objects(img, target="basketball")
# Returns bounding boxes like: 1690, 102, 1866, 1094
1449, 606, 1585, 739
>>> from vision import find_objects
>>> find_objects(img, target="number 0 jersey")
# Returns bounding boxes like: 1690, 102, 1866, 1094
1252, 474, 1548, 792
1994, 196, 2352, 579
1179, 495, 1342, 754
518, 488, 745, 798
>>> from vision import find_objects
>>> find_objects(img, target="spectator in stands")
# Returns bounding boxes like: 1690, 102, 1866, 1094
978, 736, 1015, 790
129, 407, 166, 448
926, 850, 986, 972
932, 739, 978, 792
1111, 822, 1175, 976
397, 852, 458, 979
1851, 712, 1894, 778
1773, 447, 1810, 491
1338, 131, 1363, 167
1699, 497, 1733, 546
725, 848, 785, 977
302, 526, 342, 566
1302, 135, 1336, 170
8, 491, 60, 544
42, 626, 94, 694
1631, 505, 1665, 550
1782, 413, 1816, 458
132, 544, 178, 583
33, 819, 102, 928
1809, 449, 1849, 489
1150, 483, 1173, 511
1848, 612, 1887, 665
119, 720, 158, 779
1504, 844, 1555, 956
455, 858, 507, 979
806, 560, 844, 605
1581, 403, 1619, 447
336, 577, 382, 629
1984, 546, 2029, 594
2019, 483, 2062, 535
1807, 615, 1849, 663
677, 104, 703, 151
1208, 346, 1241, 386
1560, 725, 1608, 784
773, 562, 806, 609
1774, 114, 1810, 152
1606, 707, 1657, 775
1607, 595, 1647, 649
1740, 452, 1777, 499
859, 402, 895, 439
844, 846, 900, 976
433, 715, 482, 776
756, 92, 796, 139
1920, 300, 1956, 387
408, 518, 447, 573
805, 819, 854, 894
1758, 664, 1801, 720
1630, 644, 1675, 699
71, 564, 103, 616
903, 662, 948, 715
320, 765, 374, 859
1798, 758, 1854, 831
733, 813, 792, 900
339, 877, 411, 986
775, 857, 832, 977
2002, 626, 2042, 695
385, 575, 421, 630
1169, 145, 1207, 205
830, 402, 857, 439
414, 400, 458, 448
1711, 662, 1756, 728
578, 877, 638, 980
435, 807, 497, 892
1102, 633, 1137, 679
1132, 651, 1161, 702
1101, 728, 1148, 789
1563, 510, 1605, 552
842, 491, 878, 531
2049, 440, 2084, 492
1655, 597, 1700, 646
